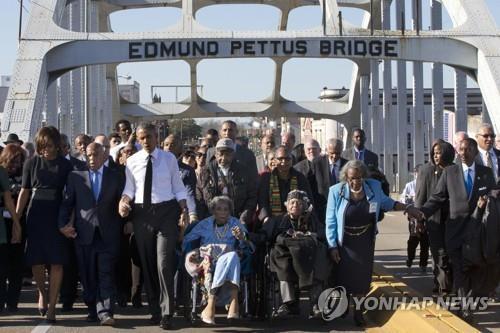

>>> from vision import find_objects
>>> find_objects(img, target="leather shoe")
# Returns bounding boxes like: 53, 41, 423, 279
61, 303, 74, 312
86, 313, 98, 322
273, 302, 300, 318
100, 314, 115, 326
150, 314, 161, 325
460, 310, 475, 324
160, 315, 172, 330
353, 309, 366, 327
132, 294, 143, 308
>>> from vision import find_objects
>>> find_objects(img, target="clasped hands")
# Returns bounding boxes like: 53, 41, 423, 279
60, 223, 77, 239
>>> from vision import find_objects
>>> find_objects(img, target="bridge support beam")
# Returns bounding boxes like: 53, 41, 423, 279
430, 0, 443, 142
454, 69, 467, 133
396, 0, 408, 192
412, 0, 425, 167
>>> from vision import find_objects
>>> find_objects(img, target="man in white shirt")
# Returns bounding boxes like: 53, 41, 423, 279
118, 123, 188, 330
475, 123, 500, 183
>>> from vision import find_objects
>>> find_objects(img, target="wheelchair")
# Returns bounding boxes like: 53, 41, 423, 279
176, 221, 257, 325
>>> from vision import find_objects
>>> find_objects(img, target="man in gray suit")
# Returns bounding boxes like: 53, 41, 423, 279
256, 134, 276, 173
59, 143, 125, 326
342, 128, 378, 169
313, 138, 348, 221
419, 138, 496, 322
474, 123, 500, 183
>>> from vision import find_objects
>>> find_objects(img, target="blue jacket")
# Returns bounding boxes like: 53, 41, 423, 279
325, 178, 395, 248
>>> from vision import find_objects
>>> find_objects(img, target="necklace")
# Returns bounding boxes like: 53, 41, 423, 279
350, 187, 363, 194
214, 222, 229, 240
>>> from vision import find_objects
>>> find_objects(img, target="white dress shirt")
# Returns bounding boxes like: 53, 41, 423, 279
478, 147, 498, 176
400, 180, 416, 204
462, 162, 475, 188
329, 158, 341, 181
122, 148, 187, 204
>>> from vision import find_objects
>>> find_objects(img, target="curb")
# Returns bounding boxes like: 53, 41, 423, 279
365, 263, 479, 333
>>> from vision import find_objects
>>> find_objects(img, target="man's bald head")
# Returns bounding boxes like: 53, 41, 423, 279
326, 138, 343, 163
94, 134, 110, 158
453, 131, 468, 152
86, 142, 106, 171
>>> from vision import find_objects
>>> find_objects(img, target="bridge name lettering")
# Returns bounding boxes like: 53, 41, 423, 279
128, 39, 399, 59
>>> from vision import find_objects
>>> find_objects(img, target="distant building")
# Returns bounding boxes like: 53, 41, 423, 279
119, 81, 140, 104
299, 87, 483, 169
0, 75, 12, 116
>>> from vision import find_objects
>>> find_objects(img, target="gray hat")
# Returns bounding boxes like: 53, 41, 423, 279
216, 138, 235, 151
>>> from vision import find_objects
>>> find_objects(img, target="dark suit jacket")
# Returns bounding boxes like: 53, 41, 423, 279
342, 147, 379, 169
178, 161, 197, 216
474, 148, 500, 181
68, 156, 87, 171
196, 159, 257, 223
105, 156, 118, 170
314, 156, 348, 199
256, 154, 268, 174
415, 162, 450, 225
421, 163, 495, 250
58, 166, 125, 246
207, 144, 258, 182
257, 168, 313, 221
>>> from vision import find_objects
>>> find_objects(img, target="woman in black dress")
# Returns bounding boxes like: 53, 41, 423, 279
325, 160, 421, 326
16, 127, 73, 323
0, 144, 24, 313
415, 139, 455, 294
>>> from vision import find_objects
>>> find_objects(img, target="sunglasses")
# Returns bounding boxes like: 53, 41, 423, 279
477, 134, 496, 139
276, 156, 292, 161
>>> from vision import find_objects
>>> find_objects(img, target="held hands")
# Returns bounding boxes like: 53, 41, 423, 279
10, 222, 22, 244
119, 196, 132, 218
60, 223, 77, 239
477, 195, 488, 209
178, 210, 189, 228
405, 205, 425, 222
123, 222, 133, 235
330, 248, 341, 263
232, 226, 244, 241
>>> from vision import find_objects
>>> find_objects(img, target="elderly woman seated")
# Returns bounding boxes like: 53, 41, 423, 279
182, 196, 253, 325
262, 190, 329, 318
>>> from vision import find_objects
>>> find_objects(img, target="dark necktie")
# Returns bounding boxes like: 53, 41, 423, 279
330, 165, 337, 184
144, 155, 153, 207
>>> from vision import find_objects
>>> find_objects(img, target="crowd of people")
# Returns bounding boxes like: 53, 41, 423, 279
0, 119, 499, 330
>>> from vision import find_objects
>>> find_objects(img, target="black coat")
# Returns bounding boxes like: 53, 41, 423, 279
342, 147, 379, 169
268, 214, 329, 287
415, 162, 450, 225
421, 164, 496, 251
206, 144, 258, 184
196, 159, 257, 223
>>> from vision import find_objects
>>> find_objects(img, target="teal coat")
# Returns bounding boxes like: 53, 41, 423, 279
325, 178, 395, 248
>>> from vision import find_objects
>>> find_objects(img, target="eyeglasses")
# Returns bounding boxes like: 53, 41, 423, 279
477, 134, 496, 139
196, 153, 206, 158
276, 156, 291, 161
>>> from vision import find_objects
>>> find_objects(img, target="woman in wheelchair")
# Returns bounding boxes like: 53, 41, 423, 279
182, 196, 253, 325
262, 190, 329, 319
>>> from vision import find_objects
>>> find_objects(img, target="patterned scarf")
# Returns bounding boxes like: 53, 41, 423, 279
270, 171, 298, 216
